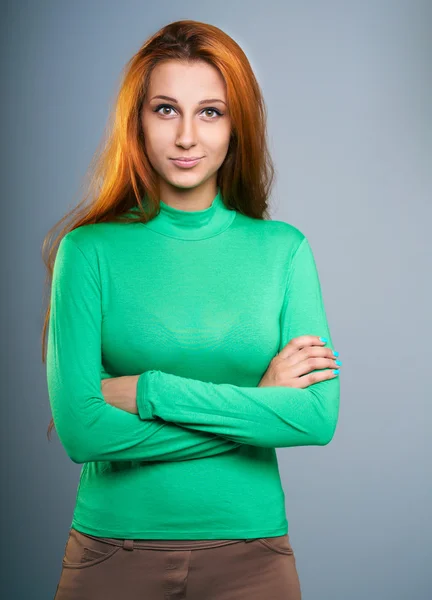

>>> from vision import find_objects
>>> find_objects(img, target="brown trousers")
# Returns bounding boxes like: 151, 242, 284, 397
53, 527, 302, 599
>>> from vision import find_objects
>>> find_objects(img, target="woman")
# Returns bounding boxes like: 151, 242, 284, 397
44, 19, 341, 600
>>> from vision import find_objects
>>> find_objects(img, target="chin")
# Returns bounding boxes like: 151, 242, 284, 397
167, 173, 206, 188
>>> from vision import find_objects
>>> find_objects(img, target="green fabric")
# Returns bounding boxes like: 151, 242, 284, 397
47, 187, 340, 539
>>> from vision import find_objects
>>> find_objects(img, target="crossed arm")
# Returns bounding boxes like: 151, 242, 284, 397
47, 234, 339, 464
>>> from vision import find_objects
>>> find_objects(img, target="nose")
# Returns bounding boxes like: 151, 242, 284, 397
175, 115, 197, 148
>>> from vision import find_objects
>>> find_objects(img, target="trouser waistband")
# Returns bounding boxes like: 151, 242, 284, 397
79, 531, 258, 551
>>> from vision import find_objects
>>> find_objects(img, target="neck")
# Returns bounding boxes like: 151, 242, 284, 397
131, 187, 237, 241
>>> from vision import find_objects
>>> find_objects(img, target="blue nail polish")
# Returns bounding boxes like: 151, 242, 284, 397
333, 350, 339, 356
320, 337, 327, 343
335, 360, 342, 366
333, 369, 339, 375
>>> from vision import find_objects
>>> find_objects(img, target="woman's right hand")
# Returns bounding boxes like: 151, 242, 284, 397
258, 335, 341, 388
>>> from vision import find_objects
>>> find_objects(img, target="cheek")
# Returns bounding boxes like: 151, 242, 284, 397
144, 132, 168, 165
143, 119, 169, 152
213, 135, 232, 161
217, 125, 232, 151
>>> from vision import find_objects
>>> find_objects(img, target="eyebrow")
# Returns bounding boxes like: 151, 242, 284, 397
150, 95, 227, 106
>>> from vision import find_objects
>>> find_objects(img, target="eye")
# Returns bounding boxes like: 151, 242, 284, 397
202, 108, 223, 119
154, 104, 175, 116
153, 104, 223, 119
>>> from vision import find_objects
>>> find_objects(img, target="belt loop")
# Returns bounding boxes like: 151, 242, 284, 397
123, 539, 135, 551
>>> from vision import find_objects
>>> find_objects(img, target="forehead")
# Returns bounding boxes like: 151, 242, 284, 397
147, 60, 227, 100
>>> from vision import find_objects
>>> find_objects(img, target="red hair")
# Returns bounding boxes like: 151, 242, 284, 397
42, 19, 276, 440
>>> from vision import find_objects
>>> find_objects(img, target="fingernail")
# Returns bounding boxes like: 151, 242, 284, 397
333, 369, 339, 375
335, 360, 342, 366
333, 350, 339, 356
320, 337, 327, 343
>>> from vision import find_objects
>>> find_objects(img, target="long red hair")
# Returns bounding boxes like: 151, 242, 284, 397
42, 19, 276, 440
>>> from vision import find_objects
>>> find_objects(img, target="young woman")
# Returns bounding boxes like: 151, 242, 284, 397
44, 19, 341, 600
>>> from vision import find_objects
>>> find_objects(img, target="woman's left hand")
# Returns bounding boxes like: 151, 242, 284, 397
101, 375, 139, 415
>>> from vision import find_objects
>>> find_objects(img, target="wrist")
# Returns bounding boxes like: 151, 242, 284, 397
136, 372, 154, 420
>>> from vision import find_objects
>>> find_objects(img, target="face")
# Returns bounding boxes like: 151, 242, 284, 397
141, 60, 232, 200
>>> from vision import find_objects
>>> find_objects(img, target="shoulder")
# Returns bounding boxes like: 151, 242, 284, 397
64, 221, 113, 247
61, 220, 122, 256
56, 223, 115, 273
234, 212, 306, 255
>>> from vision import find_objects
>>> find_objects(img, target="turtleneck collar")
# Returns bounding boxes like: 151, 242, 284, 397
132, 187, 237, 241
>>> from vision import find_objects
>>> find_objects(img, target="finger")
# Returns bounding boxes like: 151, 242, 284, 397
288, 356, 338, 378
277, 335, 326, 360
292, 368, 339, 389
288, 348, 340, 369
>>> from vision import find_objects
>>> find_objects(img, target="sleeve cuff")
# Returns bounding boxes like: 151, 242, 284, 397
136, 371, 154, 420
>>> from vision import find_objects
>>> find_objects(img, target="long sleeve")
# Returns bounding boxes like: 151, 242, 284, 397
46, 235, 242, 464
136, 236, 340, 448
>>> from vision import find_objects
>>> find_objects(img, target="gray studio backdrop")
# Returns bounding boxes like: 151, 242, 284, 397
1, 1, 430, 599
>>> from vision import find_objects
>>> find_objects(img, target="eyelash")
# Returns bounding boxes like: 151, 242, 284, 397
153, 104, 223, 119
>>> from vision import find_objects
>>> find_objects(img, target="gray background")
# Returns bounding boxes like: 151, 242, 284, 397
1, 1, 430, 598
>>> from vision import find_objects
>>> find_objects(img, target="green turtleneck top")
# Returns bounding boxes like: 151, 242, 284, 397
46, 188, 340, 539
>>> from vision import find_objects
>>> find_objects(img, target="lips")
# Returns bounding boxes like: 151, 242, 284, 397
171, 157, 202, 161
170, 157, 202, 168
